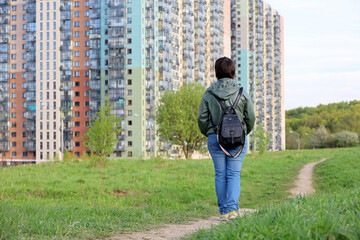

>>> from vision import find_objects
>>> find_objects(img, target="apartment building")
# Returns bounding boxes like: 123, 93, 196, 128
231, 0, 285, 150
0, 0, 284, 161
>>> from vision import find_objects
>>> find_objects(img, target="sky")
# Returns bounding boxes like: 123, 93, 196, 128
264, 0, 360, 110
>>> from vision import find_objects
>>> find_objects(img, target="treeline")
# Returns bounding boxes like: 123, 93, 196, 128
286, 100, 360, 149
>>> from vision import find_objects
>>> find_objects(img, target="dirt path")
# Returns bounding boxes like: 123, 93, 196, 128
289, 158, 328, 197
107, 209, 255, 240
107, 158, 327, 240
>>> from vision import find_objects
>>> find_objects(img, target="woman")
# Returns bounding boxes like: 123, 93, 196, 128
197, 57, 255, 221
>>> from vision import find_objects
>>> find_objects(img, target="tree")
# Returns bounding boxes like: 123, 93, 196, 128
155, 83, 206, 159
84, 96, 122, 158
310, 125, 329, 148
251, 124, 270, 154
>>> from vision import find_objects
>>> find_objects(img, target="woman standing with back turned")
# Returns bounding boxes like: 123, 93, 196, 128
197, 57, 255, 221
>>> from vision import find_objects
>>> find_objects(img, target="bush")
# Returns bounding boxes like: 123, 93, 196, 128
331, 131, 359, 147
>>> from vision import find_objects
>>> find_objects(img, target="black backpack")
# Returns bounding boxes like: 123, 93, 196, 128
210, 88, 246, 158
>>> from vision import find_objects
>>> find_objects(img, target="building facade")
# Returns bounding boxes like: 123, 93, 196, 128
0, 0, 284, 162
231, 0, 285, 150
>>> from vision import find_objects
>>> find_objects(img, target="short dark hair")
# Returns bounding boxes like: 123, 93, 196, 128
215, 57, 235, 79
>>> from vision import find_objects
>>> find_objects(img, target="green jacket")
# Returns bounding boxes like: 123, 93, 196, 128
197, 78, 255, 137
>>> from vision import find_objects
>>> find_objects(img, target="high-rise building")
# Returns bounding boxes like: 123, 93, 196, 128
231, 0, 285, 150
0, 0, 284, 162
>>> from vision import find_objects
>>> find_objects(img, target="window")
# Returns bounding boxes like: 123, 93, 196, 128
128, 141, 132, 147
74, 71, 80, 77
75, 102, 80, 107
74, 21, 80, 27
75, 121, 80, 127
74, 1, 80, 7
128, 110, 132, 116
75, 142, 80, 147
74, 51, 80, 57
74, 111, 80, 117
127, 38, 132, 44
23, 152, 28, 157
75, 91, 80, 97
11, 132, 16, 137
128, 131, 132, 136
128, 100, 132, 105
11, 112, 16, 118
128, 120, 132, 126
128, 69, 132, 75
127, 18, 132, 24
127, 59, 132, 65
127, 49, 132, 54
11, 152, 16, 157
128, 151, 133, 157
11, 83, 16, 89
74, 12, 80, 17
74, 31, 80, 37
127, 28, 132, 34
11, 142, 16, 147
74, 81, 80, 87
75, 132, 80, 137
128, 79, 132, 85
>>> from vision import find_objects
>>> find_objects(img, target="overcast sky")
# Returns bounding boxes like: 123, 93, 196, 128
264, 0, 360, 109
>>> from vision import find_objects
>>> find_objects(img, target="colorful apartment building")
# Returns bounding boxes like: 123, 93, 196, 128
231, 0, 285, 150
0, 0, 284, 162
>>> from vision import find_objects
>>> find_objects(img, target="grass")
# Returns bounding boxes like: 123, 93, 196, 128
186, 146, 360, 240
0, 148, 343, 239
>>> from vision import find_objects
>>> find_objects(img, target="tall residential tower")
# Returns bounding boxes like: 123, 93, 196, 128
231, 0, 285, 150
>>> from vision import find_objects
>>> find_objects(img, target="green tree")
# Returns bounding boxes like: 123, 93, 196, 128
251, 124, 270, 154
155, 83, 206, 159
84, 96, 122, 158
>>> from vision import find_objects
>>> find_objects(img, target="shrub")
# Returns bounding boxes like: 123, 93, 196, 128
331, 131, 359, 147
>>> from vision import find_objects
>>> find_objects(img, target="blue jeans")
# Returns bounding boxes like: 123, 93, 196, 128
207, 134, 248, 214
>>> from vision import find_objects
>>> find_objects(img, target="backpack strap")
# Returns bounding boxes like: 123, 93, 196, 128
231, 87, 243, 112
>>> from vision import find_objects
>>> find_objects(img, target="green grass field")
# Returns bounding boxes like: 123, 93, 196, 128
186, 146, 360, 240
0, 148, 352, 239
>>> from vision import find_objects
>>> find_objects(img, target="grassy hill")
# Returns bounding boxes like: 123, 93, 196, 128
0, 148, 357, 239
286, 100, 360, 149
